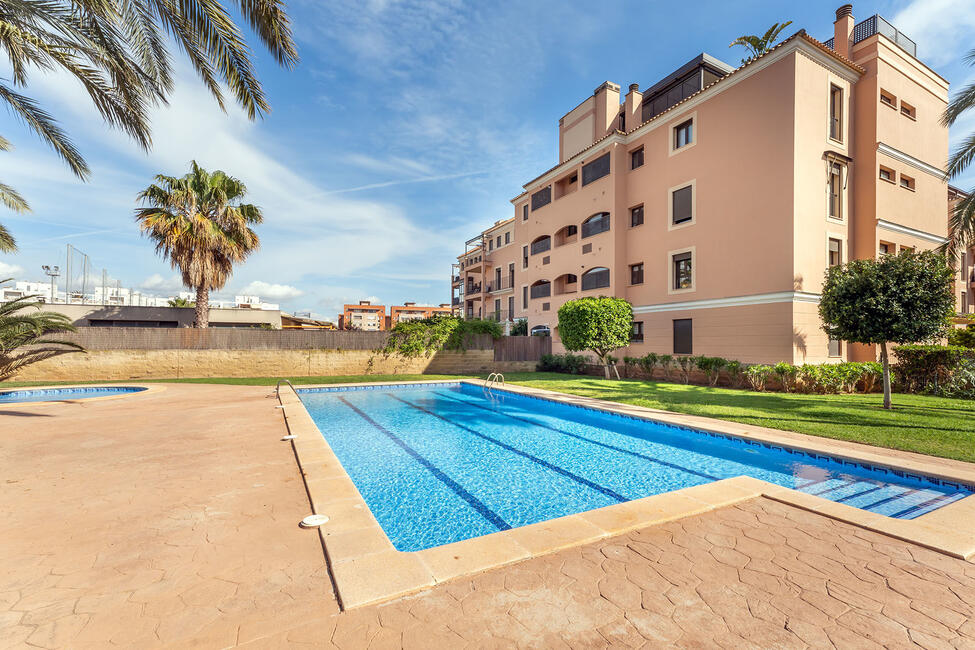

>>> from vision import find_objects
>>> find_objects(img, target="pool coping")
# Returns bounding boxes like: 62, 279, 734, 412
0, 383, 164, 409
277, 379, 975, 609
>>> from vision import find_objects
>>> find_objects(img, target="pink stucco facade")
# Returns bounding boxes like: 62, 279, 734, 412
452, 5, 955, 364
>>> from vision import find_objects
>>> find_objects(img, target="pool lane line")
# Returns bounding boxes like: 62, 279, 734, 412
388, 394, 628, 504
336, 396, 511, 532
433, 390, 721, 482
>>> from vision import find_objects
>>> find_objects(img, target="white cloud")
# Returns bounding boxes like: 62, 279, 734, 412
240, 280, 304, 300
0, 261, 24, 276
140, 273, 184, 292
892, 0, 975, 67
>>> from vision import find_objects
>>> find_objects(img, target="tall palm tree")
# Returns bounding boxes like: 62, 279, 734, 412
0, 0, 298, 252
136, 162, 262, 328
942, 49, 975, 258
729, 21, 793, 64
0, 282, 83, 380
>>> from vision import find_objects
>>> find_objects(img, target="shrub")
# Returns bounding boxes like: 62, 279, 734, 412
725, 360, 745, 388
695, 356, 727, 386
893, 345, 975, 393
948, 325, 975, 348
675, 355, 694, 384
816, 364, 845, 394
860, 362, 883, 393
745, 364, 772, 391
509, 319, 528, 337
795, 365, 819, 393
380, 316, 502, 358
557, 297, 633, 379
837, 362, 866, 393
537, 353, 589, 374
658, 354, 674, 379
938, 358, 975, 399
622, 356, 638, 378
638, 352, 659, 380
771, 362, 797, 392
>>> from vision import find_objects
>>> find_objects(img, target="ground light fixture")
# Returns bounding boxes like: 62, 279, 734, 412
299, 514, 329, 528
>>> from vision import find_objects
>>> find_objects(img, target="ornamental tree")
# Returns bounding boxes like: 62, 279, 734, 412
557, 297, 633, 379
819, 250, 955, 409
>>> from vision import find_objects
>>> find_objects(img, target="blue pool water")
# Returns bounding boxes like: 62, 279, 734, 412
0, 386, 147, 404
299, 382, 973, 551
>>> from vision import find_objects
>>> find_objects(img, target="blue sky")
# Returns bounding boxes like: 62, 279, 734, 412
1, 0, 974, 320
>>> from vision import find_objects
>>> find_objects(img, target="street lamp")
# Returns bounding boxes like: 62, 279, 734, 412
41, 265, 60, 303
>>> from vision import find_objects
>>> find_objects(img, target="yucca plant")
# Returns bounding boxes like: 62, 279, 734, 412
0, 283, 83, 380
729, 21, 793, 64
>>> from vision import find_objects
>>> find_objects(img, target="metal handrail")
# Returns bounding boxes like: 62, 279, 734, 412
483, 372, 505, 402
275, 378, 296, 399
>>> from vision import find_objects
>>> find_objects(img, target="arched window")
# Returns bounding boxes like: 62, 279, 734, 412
531, 325, 551, 337
530, 280, 551, 299
530, 235, 551, 255
581, 267, 610, 291
581, 212, 610, 238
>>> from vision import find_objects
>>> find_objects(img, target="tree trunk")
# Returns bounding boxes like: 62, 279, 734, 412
880, 341, 892, 410
194, 286, 209, 329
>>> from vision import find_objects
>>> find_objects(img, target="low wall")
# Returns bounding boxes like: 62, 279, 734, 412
11, 349, 536, 382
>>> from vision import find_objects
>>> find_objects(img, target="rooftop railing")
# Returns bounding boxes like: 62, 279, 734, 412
823, 15, 917, 58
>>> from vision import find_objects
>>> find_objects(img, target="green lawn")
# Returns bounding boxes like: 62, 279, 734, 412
5, 371, 975, 464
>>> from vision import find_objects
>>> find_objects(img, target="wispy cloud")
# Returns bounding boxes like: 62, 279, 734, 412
892, 0, 975, 67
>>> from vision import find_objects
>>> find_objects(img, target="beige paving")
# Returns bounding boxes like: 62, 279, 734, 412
4, 383, 975, 648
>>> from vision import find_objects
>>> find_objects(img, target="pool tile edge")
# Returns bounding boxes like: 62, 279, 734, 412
278, 381, 975, 610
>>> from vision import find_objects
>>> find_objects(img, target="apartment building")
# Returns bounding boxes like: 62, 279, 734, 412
453, 5, 955, 364
455, 218, 518, 322
390, 302, 453, 325
339, 301, 387, 331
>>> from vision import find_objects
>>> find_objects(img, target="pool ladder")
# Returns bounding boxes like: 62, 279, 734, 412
483, 372, 505, 403
275, 378, 296, 399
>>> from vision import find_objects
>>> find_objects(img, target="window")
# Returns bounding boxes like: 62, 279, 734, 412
530, 280, 551, 299
531, 186, 552, 210
496, 235, 501, 248
900, 174, 915, 191
673, 252, 692, 290
880, 89, 896, 108
581, 212, 610, 238
879, 166, 894, 183
879, 242, 891, 256
522, 204, 528, 221
829, 84, 843, 141
522, 285, 528, 308
828, 238, 842, 267
542, 256, 550, 265
564, 273, 577, 284
673, 119, 693, 149
522, 245, 529, 269
673, 319, 692, 354
505, 232, 511, 244
828, 339, 842, 358
829, 163, 843, 219
631, 321, 644, 343
630, 263, 644, 285
962, 252, 968, 282
530, 235, 551, 255
488, 239, 493, 251
582, 243, 592, 254
900, 101, 916, 119
581, 267, 610, 291
672, 185, 693, 225
508, 262, 515, 285
631, 147, 644, 170
581, 153, 611, 186
963, 291, 969, 314
542, 302, 550, 311
630, 205, 644, 227
508, 296, 514, 316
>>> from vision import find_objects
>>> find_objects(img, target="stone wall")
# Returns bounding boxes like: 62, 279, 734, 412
11, 349, 537, 382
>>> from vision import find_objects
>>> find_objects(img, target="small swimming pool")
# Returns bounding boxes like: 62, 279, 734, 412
299, 382, 973, 551
0, 386, 147, 404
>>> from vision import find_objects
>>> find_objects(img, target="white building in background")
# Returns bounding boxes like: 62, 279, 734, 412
2, 280, 279, 310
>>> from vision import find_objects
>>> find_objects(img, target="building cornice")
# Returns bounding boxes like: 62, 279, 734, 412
876, 219, 948, 245
631, 291, 821, 314
877, 143, 947, 180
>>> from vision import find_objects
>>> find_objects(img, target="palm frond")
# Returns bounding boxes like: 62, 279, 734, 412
940, 190, 975, 259
0, 82, 89, 178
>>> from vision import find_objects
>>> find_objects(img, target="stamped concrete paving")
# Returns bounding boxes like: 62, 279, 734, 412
3, 384, 975, 648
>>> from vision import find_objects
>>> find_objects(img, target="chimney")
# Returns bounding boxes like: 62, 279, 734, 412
833, 4, 854, 59
623, 83, 643, 132
593, 81, 621, 139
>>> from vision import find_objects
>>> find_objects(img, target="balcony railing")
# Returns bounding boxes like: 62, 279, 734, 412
484, 309, 514, 322
823, 15, 916, 58
466, 282, 482, 294
486, 276, 515, 293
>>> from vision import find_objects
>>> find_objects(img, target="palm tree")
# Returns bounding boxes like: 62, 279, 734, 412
167, 297, 195, 308
0, 282, 83, 380
136, 162, 262, 328
941, 49, 975, 259
729, 22, 793, 64
0, 0, 298, 253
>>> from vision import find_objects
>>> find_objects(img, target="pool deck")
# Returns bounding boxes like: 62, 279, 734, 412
2, 382, 975, 648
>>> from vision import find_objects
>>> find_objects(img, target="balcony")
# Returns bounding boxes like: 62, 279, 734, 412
823, 15, 916, 58
466, 283, 482, 299
451, 275, 461, 285
486, 277, 515, 294
484, 309, 514, 323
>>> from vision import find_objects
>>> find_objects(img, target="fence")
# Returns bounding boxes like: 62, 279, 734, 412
52, 327, 549, 360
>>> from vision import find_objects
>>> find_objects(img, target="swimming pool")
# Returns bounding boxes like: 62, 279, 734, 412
299, 382, 973, 552
0, 386, 147, 404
